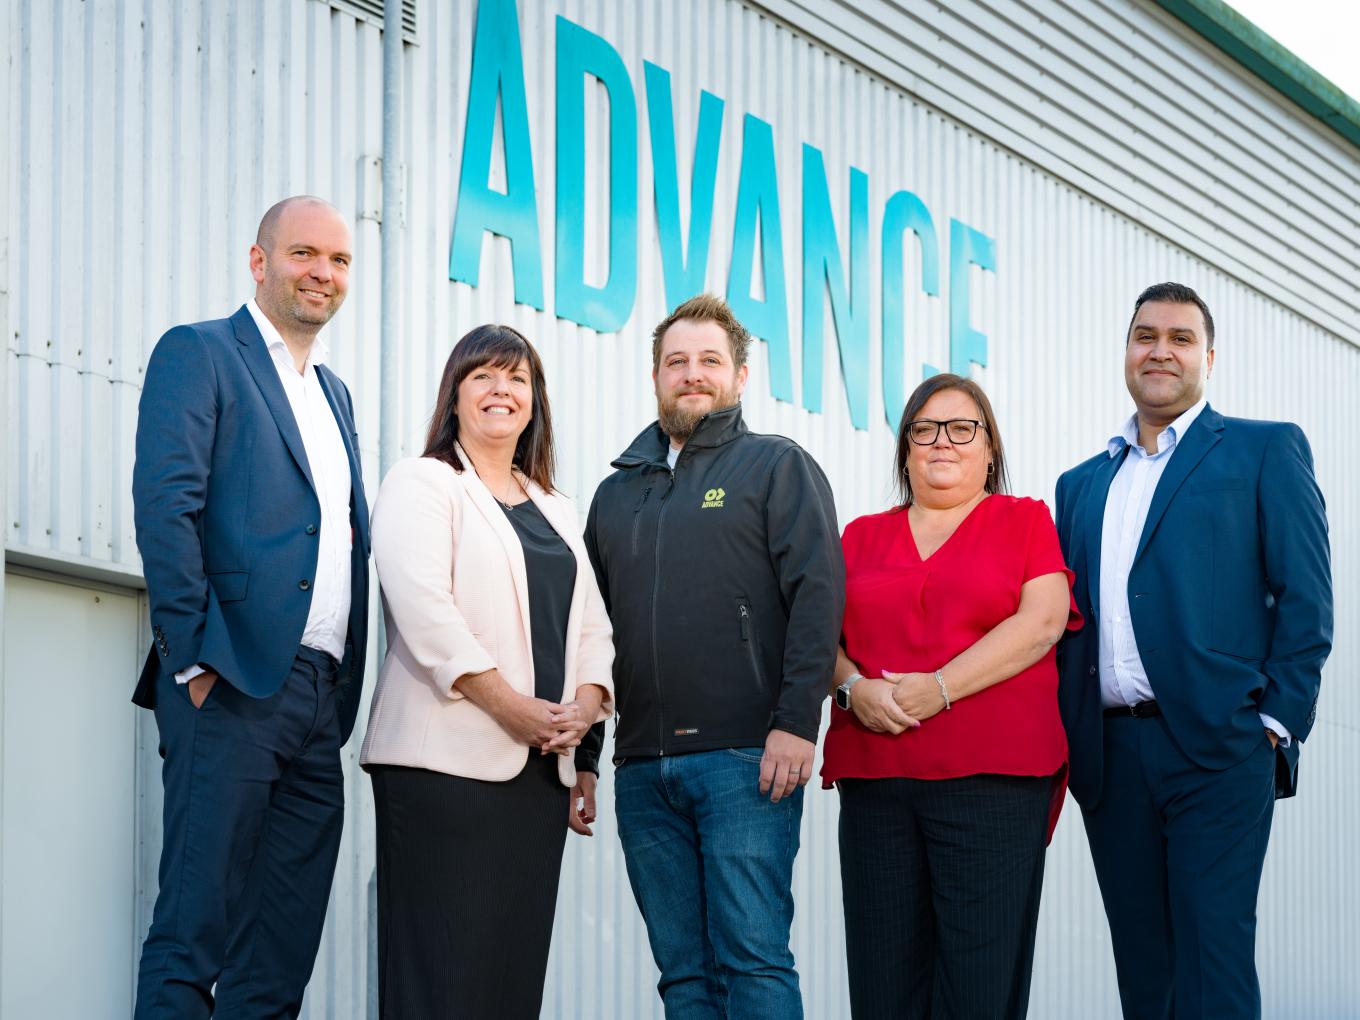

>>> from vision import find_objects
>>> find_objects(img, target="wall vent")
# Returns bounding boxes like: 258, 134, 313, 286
329, 0, 418, 43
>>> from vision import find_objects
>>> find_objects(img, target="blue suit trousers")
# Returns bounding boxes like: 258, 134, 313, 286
1083, 715, 1275, 1020
134, 647, 345, 1020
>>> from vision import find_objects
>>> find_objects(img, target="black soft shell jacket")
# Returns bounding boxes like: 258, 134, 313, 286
576, 405, 845, 769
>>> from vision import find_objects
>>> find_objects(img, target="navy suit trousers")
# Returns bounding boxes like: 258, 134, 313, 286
1083, 715, 1275, 1020
134, 646, 345, 1020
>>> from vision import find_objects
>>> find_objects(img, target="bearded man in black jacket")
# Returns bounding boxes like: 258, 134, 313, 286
578, 293, 844, 1019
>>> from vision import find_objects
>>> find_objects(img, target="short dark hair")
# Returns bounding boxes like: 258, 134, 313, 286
894, 374, 1009, 507
1127, 282, 1215, 348
651, 293, 752, 371
423, 324, 556, 492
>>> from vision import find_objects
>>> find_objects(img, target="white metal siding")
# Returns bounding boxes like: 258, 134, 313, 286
757, 0, 1360, 348
2, 0, 1356, 1017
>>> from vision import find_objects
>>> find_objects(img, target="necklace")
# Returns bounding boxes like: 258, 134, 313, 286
467, 451, 524, 510
497, 472, 526, 511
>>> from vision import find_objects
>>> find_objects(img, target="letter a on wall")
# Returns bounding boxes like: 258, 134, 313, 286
449, 0, 545, 310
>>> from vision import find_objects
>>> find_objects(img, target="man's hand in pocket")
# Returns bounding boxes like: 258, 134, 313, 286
188, 671, 218, 709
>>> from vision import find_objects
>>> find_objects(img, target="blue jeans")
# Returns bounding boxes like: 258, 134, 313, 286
616, 748, 804, 1020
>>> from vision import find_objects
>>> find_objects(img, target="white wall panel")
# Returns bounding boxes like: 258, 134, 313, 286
3, 0, 1356, 1017
757, 0, 1360, 347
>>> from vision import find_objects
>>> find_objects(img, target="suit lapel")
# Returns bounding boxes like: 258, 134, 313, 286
1082, 446, 1128, 615
316, 365, 369, 550
1133, 405, 1223, 564
232, 306, 315, 491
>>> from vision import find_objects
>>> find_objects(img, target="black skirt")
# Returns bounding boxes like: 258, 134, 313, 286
370, 753, 570, 1019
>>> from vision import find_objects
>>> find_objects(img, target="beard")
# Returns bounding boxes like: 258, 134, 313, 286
656, 381, 741, 442
258, 274, 341, 332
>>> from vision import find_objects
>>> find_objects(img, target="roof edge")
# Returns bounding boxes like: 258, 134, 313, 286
1153, 0, 1360, 151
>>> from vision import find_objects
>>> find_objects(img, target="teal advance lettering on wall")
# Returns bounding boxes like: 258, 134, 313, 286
555, 16, 638, 334
727, 114, 793, 404
448, 0, 543, 309
802, 145, 870, 430
645, 62, 724, 314
449, 0, 997, 431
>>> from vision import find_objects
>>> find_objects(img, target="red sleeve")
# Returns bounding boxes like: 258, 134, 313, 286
840, 514, 868, 574
1022, 499, 1083, 632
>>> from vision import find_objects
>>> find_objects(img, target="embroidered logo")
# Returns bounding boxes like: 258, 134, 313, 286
701, 487, 726, 509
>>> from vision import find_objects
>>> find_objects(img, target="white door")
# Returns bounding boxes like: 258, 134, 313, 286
2, 570, 142, 1018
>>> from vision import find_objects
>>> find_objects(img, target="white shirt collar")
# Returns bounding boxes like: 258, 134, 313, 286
246, 298, 330, 367
1107, 398, 1207, 458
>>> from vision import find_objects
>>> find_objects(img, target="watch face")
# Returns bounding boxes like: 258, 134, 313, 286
835, 685, 851, 711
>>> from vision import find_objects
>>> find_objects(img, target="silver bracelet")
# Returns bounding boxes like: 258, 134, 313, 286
933, 669, 951, 710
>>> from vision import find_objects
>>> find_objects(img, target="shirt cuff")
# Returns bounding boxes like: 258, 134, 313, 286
1259, 712, 1291, 748
175, 663, 207, 685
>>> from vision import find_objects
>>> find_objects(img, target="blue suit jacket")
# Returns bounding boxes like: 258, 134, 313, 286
1055, 405, 1331, 807
132, 305, 371, 741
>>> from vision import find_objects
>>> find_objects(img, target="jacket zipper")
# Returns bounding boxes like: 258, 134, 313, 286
650, 469, 675, 754
738, 601, 765, 690
630, 486, 652, 557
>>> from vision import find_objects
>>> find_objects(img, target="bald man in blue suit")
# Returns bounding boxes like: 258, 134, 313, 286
1055, 283, 1332, 1020
132, 197, 370, 1018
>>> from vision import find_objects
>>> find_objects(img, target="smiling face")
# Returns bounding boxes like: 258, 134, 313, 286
904, 387, 993, 507
250, 200, 352, 335
454, 357, 534, 452
1124, 300, 1214, 426
653, 318, 748, 444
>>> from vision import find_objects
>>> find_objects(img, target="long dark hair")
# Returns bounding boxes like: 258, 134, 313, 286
423, 324, 556, 492
894, 373, 1009, 507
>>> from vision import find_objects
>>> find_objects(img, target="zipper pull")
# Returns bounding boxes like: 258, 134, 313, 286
739, 603, 750, 640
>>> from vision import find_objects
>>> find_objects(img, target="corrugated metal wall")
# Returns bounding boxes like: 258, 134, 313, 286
3, 0, 1356, 1016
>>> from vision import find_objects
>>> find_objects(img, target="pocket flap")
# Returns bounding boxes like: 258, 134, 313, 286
207, 570, 250, 603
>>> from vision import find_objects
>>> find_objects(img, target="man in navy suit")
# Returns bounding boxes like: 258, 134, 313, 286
1055, 282, 1332, 1019
131, 196, 370, 1018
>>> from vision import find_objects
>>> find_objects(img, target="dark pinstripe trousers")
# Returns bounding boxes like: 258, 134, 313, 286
837, 773, 1051, 1020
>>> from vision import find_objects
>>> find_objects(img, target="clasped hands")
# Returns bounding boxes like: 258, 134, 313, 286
849, 671, 946, 734
497, 685, 604, 756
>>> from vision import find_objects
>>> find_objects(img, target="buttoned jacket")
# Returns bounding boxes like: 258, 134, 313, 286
132, 305, 371, 740
1055, 405, 1332, 805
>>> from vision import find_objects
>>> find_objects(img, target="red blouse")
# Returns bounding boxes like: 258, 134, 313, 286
821, 495, 1080, 836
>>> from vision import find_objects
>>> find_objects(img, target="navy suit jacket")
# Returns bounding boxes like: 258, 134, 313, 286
132, 305, 371, 741
1055, 405, 1331, 807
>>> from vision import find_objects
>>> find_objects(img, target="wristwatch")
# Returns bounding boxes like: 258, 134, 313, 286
834, 673, 865, 711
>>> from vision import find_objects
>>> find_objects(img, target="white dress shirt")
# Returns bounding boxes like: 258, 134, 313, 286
1098, 399, 1289, 743
177, 300, 353, 681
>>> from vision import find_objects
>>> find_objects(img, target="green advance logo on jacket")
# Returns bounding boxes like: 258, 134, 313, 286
701, 487, 726, 509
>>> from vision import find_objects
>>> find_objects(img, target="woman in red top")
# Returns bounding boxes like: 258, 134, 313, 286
822, 374, 1079, 1020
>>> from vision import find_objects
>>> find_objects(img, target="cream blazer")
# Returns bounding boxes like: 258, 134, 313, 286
359, 452, 614, 786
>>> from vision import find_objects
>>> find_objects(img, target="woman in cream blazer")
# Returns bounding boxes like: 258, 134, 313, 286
361, 324, 613, 1020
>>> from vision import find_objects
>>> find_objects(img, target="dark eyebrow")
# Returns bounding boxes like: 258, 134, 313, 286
1131, 322, 1198, 335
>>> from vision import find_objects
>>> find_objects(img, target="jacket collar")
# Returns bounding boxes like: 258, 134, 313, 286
612, 404, 749, 469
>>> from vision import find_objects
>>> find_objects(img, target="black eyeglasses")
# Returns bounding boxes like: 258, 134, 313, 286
906, 418, 986, 445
